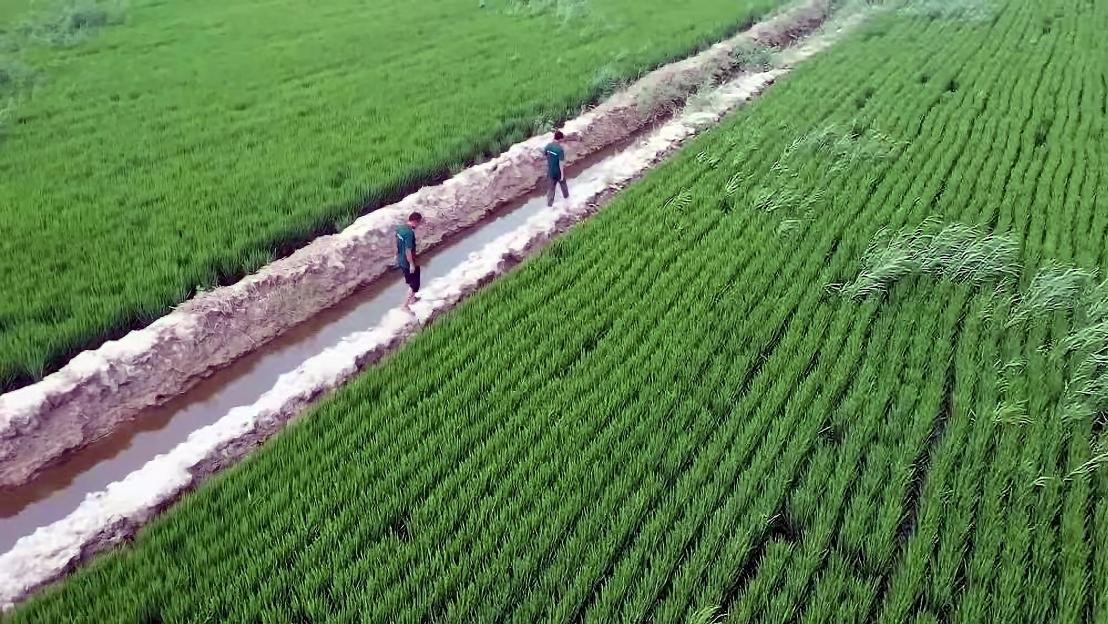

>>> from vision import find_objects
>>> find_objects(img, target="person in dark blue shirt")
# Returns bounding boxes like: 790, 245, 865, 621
544, 130, 569, 207
396, 211, 423, 309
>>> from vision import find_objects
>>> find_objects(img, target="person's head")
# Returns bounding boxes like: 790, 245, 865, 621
553, 130, 565, 142
408, 211, 423, 228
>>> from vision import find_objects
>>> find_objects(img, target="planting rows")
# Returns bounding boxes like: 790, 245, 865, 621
11, 0, 1108, 621
0, 0, 785, 390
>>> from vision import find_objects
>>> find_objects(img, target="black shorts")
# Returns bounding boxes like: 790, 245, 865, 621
401, 266, 421, 292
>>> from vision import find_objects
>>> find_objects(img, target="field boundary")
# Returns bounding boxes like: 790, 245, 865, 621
0, 10, 869, 610
0, 0, 830, 490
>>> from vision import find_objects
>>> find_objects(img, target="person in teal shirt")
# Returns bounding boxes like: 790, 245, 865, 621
544, 130, 570, 207
396, 211, 423, 309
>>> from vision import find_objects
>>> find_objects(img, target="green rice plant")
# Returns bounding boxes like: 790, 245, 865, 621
8, 0, 1108, 620
738, 122, 897, 229
0, 0, 786, 390
723, 171, 747, 196
992, 399, 1030, 426
662, 188, 694, 231
694, 147, 723, 168
1064, 443, 1108, 482
775, 217, 806, 237
687, 605, 724, 624
1043, 281, 1108, 428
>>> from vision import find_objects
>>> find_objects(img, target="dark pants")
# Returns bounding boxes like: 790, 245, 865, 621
546, 175, 569, 206
401, 266, 421, 292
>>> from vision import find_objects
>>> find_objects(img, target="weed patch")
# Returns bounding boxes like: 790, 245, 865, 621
1007, 265, 1095, 327
730, 39, 775, 71
834, 219, 1020, 299
0, 57, 35, 93
588, 61, 626, 101
900, 0, 994, 23
19, 0, 125, 46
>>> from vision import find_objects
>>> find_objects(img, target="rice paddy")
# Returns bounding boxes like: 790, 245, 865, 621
0, 0, 784, 390
8, 0, 1108, 620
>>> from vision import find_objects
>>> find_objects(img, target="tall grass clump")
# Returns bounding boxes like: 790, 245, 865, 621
504, 0, 592, 24
0, 58, 35, 142
791, 121, 905, 169
835, 219, 1019, 299
635, 78, 693, 122
900, 0, 994, 22
661, 41, 775, 124
1007, 265, 1095, 327
730, 40, 775, 71
0, 57, 35, 93
1056, 281, 1108, 426
1001, 267, 1108, 428
19, 0, 125, 46
0, 97, 13, 139
741, 122, 901, 220
587, 61, 625, 101
683, 80, 719, 112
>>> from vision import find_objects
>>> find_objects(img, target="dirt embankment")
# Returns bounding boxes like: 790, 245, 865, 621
0, 0, 830, 491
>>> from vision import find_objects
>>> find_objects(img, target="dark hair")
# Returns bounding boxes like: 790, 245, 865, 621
408, 211, 423, 223
553, 130, 565, 141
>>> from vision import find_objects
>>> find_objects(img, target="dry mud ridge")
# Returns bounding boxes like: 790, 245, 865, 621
0, 0, 865, 609
0, 0, 829, 491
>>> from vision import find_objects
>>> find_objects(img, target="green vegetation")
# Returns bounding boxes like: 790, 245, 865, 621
11, 0, 1108, 621
0, 0, 783, 389
18, 0, 125, 47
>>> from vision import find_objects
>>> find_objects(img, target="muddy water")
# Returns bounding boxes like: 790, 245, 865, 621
0, 133, 645, 552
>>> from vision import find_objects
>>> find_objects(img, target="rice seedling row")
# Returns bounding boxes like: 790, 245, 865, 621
0, 0, 788, 390
9, 0, 1108, 620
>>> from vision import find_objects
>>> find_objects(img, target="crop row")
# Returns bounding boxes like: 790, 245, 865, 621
10, 0, 1108, 621
0, 0, 784, 390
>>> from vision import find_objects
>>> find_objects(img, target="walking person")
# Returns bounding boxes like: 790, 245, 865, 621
544, 130, 569, 207
396, 211, 423, 309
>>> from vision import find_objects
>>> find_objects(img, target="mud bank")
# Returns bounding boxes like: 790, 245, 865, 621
0, 13, 865, 609
0, 0, 831, 491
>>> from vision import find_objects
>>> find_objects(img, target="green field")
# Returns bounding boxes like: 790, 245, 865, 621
10, 0, 1108, 621
0, 0, 783, 390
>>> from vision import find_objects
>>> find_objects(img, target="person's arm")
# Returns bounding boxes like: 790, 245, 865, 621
405, 245, 417, 270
